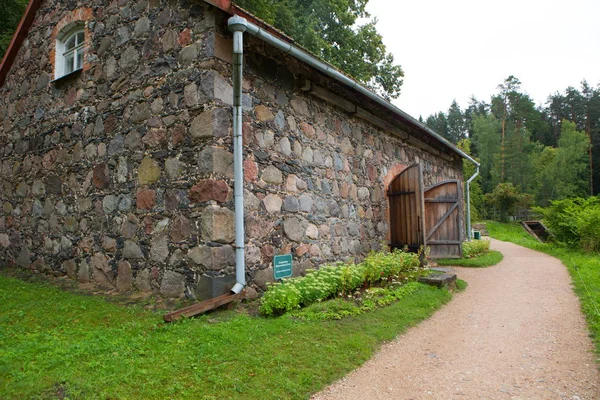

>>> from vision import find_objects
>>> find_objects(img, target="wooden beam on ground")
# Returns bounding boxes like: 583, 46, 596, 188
522, 221, 543, 242
163, 291, 245, 322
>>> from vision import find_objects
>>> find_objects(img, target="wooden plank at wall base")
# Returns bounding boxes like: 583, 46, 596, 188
163, 291, 245, 322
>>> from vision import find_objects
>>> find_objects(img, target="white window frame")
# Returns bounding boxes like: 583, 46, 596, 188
55, 26, 85, 80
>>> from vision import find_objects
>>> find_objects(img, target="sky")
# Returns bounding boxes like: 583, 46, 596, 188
365, 0, 600, 119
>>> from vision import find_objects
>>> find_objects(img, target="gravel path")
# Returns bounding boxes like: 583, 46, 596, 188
312, 239, 600, 399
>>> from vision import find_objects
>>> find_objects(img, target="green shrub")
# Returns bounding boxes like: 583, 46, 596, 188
536, 196, 600, 251
259, 250, 422, 316
339, 265, 364, 295
576, 205, 600, 252
258, 282, 301, 316
291, 298, 362, 321
462, 239, 490, 258
292, 282, 423, 321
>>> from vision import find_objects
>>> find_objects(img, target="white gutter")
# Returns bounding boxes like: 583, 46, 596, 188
228, 17, 247, 294
227, 15, 479, 167
466, 165, 480, 241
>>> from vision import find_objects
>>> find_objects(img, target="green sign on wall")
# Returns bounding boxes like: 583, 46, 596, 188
273, 254, 293, 280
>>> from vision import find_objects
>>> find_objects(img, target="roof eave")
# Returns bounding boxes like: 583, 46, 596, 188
0, 0, 44, 87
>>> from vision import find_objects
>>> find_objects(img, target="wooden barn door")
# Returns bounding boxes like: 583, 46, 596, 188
424, 180, 462, 258
387, 164, 425, 252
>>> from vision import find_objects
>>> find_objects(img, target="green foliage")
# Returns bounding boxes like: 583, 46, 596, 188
293, 282, 422, 321
292, 297, 362, 321
428, 78, 600, 213
535, 196, 600, 251
259, 250, 422, 316
0, 272, 451, 399
0, 0, 27, 58
577, 206, 600, 252
486, 182, 522, 221
235, 0, 403, 98
256, 280, 302, 316
462, 239, 491, 258
458, 138, 483, 221
472, 114, 502, 193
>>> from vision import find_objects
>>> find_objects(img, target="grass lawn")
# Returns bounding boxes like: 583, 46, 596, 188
0, 272, 452, 400
486, 221, 600, 358
436, 250, 504, 268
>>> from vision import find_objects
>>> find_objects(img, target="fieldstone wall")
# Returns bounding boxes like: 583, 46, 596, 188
0, 0, 463, 299
238, 32, 463, 290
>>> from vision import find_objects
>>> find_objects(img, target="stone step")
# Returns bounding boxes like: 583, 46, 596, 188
429, 267, 454, 274
418, 272, 457, 288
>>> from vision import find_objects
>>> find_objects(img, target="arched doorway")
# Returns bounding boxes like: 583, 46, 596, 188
387, 164, 425, 252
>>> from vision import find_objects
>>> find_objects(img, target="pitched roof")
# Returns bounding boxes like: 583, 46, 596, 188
0, 0, 44, 87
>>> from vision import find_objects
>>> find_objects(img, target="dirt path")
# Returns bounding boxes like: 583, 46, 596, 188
312, 239, 600, 400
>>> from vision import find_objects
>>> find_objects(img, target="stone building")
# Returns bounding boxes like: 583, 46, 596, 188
0, 0, 477, 299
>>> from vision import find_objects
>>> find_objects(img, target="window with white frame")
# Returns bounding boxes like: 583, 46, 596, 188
55, 26, 85, 79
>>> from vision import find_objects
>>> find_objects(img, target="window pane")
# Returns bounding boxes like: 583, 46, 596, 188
65, 36, 76, 51
76, 48, 84, 70
65, 53, 75, 74
76, 32, 84, 45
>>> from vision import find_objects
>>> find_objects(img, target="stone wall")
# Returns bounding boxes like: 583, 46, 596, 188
238, 32, 463, 290
0, 0, 463, 299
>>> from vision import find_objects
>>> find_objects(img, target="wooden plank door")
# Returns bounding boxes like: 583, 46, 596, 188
387, 164, 425, 253
424, 180, 462, 258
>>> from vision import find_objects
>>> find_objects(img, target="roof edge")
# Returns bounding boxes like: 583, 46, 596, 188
0, 0, 44, 87
221, 4, 479, 166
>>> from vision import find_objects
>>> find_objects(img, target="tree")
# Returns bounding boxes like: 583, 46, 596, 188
553, 120, 590, 198
493, 75, 522, 182
544, 82, 600, 195
532, 121, 590, 203
463, 96, 488, 141
486, 182, 521, 221
446, 100, 466, 143
0, 0, 27, 58
425, 112, 448, 140
471, 114, 501, 193
235, 0, 404, 98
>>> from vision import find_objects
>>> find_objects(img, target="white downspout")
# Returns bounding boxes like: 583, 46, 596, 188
466, 164, 480, 241
228, 16, 247, 294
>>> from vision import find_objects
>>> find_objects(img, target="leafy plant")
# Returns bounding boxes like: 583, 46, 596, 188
462, 239, 490, 258
485, 182, 522, 221
259, 250, 423, 316
258, 281, 301, 316
292, 282, 423, 321
576, 205, 600, 252
535, 196, 600, 250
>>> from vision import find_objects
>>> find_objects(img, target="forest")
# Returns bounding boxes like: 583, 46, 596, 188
423, 76, 600, 222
